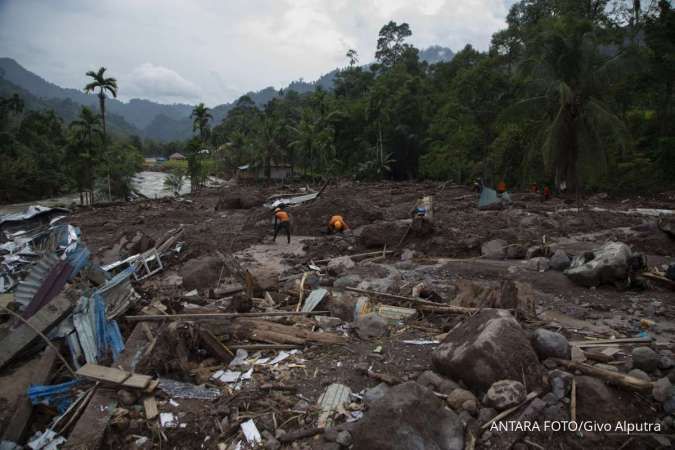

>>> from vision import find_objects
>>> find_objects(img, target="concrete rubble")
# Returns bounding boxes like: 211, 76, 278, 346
0, 182, 674, 449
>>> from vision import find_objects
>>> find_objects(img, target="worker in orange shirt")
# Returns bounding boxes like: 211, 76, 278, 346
328, 215, 349, 234
497, 180, 507, 194
272, 204, 291, 243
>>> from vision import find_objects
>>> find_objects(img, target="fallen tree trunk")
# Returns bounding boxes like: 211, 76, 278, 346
223, 318, 347, 345
551, 358, 654, 392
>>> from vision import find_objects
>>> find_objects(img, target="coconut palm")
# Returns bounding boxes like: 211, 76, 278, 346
515, 17, 630, 191
191, 103, 212, 143
84, 67, 118, 200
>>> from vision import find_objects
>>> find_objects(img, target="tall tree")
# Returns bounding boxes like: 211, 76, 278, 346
84, 67, 118, 200
375, 21, 413, 69
69, 107, 103, 204
191, 103, 212, 143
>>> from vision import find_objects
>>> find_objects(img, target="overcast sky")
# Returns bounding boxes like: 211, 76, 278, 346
0, 0, 513, 106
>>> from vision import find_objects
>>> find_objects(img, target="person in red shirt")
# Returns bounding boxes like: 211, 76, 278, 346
543, 186, 551, 201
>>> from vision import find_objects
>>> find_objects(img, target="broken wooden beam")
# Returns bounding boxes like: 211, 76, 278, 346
278, 427, 325, 443
2, 347, 59, 443
551, 358, 654, 392
0, 294, 73, 369
225, 319, 348, 345
569, 337, 652, 347
124, 310, 331, 322
344, 287, 489, 313
75, 363, 155, 390
198, 327, 234, 362
314, 250, 393, 264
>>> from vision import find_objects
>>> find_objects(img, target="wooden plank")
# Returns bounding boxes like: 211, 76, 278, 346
0, 294, 73, 369
122, 374, 152, 390
198, 327, 233, 362
76, 363, 130, 384
569, 337, 652, 346
64, 323, 155, 450
145, 379, 159, 393
2, 347, 59, 443
125, 310, 330, 322
143, 396, 158, 420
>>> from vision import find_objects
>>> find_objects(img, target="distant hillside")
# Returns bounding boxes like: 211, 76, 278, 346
0, 46, 454, 142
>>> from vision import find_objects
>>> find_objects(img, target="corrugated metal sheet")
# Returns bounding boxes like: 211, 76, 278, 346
13, 253, 60, 307
72, 292, 125, 364
97, 267, 137, 319
66, 245, 90, 280
21, 260, 72, 319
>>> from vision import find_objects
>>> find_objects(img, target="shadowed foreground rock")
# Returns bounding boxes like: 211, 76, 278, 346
352, 382, 464, 450
432, 309, 545, 393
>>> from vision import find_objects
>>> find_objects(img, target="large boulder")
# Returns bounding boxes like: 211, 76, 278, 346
432, 309, 545, 393
180, 255, 225, 291
481, 239, 508, 260
351, 382, 464, 450
575, 376, 623, 422
564, 242, 633, 287
658, 216, 675, 239
531, 328, 571, 360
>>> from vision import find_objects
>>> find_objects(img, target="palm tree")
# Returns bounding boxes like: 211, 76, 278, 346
69, 107, 103, 205
514, 18, 630, 192
84, 67, 118, 200
257, 115, 281, 179
191, 103, 212, 143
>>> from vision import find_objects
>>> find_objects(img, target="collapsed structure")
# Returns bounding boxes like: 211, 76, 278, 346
0, 182, 674, 450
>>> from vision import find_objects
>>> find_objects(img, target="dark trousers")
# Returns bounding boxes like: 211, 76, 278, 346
274, 221, 291, 243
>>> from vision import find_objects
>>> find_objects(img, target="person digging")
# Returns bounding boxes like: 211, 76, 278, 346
327, 215, 350, 234
273, 204, 291, 244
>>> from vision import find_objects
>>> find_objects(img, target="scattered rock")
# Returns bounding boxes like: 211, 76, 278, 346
658, 216, 675, 239
325, 291, 358, 321
485, 380, 526, 410
461, 399, 478, 415
481, 239, 508, 260
363, 383, 390, 405
416, 370, 460, 394
549, 249, 571, 271
477, 407, 497, 424
564, 241, 634, 287
632, 347, 659, 372
664, 394, 675, 415
628, 369, 651, 381
336, 431, 352, 447
181, 255, 226, 291
659, 355, 675, 370
327, 256, 355, 276
531, 329, 571, 360
351, 382, 464, 450
315, 316, 342, 331
432, 309, 545, 393
522, 257, 550, 272
333, 274, 362, 290
354, 313, 388, 339
653, 377, 673, 402
575, 376, 622, 421
446, 388, 478, 411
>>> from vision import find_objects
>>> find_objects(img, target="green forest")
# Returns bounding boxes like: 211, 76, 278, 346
1, 0, 673, 204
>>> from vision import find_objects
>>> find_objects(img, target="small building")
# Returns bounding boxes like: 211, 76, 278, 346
169, 153, 186, 161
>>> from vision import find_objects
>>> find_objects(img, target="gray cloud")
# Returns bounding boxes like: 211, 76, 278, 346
0, 0, 512, 106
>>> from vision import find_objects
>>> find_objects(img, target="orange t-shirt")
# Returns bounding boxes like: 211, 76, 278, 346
497, 181, 506, 193
275, 210, 289, 222
329, 215, 346, 231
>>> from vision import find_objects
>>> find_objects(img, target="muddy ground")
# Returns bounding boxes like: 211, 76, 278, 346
3, 180, 675, 450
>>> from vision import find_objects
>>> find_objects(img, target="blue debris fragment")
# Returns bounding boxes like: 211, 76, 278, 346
27, 379, 79, 413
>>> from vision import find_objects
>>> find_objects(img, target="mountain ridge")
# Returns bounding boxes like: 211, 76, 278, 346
0, 46, 454, 141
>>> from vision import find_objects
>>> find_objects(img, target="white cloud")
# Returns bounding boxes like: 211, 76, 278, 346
0, 0, 513, 106
124, 63, 201, 104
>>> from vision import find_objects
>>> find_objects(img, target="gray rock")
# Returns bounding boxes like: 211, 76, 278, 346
664, 394, 675, 415
543, 402, 568, 421
181, 255, 224, 291
432, 310, 545, 393
327, 256, 355, 276
575, 376, 622, 422
481, 239, 508, 260
447, 388, 478, 411
336, 431, 352, 447
523, 257, 550, 272
541, 392, 557, 405
659, 356, 675, 370
633, 347, 659, 372
315, 316, 342, 331
653, 377, 674, 402
333, 274, 362, 290
416, 370, 460, 394
532, 329, 571, 360
564, 242, 633, 287
351, 381, 464, 450
549, 249, 571, 271
628, 369, 651, 381
485, 380, 526, 410
363, 383, 390, 406
400, 249, 415, 261
551, 377, 567, 400
462, 399, 478, 415
506, 244, 526, 260
354, 313, 389, 339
